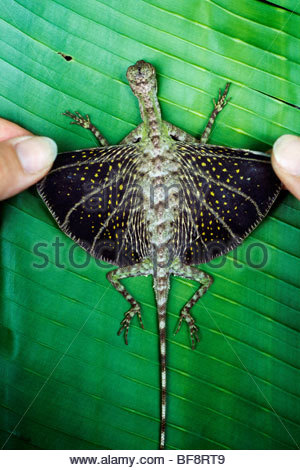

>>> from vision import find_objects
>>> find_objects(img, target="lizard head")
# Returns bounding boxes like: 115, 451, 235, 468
126, 60, 157, 98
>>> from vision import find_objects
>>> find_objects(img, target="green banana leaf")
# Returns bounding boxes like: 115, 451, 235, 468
1, 0, 300, 450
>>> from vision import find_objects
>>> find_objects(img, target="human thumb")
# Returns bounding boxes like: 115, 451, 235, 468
272, 134, 300, 200
0, 135, 57, 201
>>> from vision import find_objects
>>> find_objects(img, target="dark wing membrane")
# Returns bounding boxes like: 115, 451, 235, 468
37, 145, 149, 267
174, 143, 281, 264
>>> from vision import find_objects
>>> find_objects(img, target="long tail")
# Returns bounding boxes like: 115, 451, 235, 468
154, 269, 170, 450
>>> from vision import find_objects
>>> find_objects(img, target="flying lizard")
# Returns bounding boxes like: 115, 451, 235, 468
37, 60, 281, 450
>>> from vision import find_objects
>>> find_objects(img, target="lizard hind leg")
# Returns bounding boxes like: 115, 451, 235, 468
171, 263, 213, 349
106, 261, 153, 344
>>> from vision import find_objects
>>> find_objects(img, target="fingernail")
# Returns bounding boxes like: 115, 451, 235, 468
273, 134, 300, 176
11, 136, 57, 174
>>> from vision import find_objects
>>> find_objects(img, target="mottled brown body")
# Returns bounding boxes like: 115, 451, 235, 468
145, 143, 178, 449
127, 62, 197, 447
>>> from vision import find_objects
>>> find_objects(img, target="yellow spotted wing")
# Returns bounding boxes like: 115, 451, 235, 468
173, 143, 281, 264
38, 142, 281, 268
37, 145, 149, 267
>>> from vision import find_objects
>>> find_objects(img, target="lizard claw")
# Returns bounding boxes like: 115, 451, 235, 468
117, 305, 143, 345
190, 324, 200, 350
215, 83, 231, 112
174, 315, 184, 335
174, 311, 200, 349
63, 110, 91, 129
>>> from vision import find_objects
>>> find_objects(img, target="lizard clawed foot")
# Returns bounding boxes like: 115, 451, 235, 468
63, 111, 91, 129
117, 305, 144, 345
174, 310, 200, 349
213, 83, 231, 113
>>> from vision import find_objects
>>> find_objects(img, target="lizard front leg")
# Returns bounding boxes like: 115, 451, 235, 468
165, 83, 230, 145
63, 111, 109, 146
107, 261, 153, 344
200, 83, 230, 144
171, 263, 213, 349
